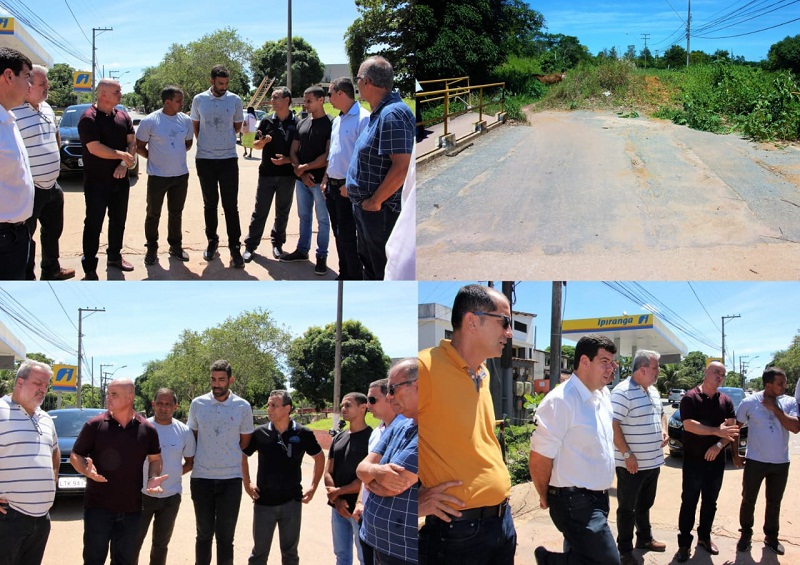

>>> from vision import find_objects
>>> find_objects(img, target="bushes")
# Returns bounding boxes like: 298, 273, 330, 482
492, 56, 548, 98
501, 423, 537, 486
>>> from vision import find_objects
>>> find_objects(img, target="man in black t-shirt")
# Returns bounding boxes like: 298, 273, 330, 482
242, 390, 324, 565
242, 87, 298, 263
325, 392, 372, 565
280, 86, 332, 276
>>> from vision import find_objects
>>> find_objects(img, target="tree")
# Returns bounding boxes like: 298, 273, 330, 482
769, 332, 800, 394
657, 363, 680, 395
663, 44, 687, 69
725, 371, 743, 387
250, 37, 324, 97
675, 350, 708, 389
47, 63, 80, 108
766, 34, 800, 74
287, 320, 390, 410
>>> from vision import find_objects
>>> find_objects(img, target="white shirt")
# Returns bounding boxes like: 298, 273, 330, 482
136, 109, 194, 177
188, 392, 254, 479
384, 143, 416, 280
737, 392, 799, 464
0, 104, 34, 222
11, 100, 60, 189
326, 101, 370, 179
190, 89, 243, 159
142, 417, 196, 497
611, 377, 665, 469
530, 374, 616, 491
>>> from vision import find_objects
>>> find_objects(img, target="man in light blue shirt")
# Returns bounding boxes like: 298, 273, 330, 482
191, 65, 244, 268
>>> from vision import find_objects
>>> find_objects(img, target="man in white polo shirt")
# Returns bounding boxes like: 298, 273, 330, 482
611, 350, 668, 565
0, 360, 59, 564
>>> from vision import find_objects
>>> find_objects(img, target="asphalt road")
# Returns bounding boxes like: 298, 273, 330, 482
416, 110, 800, 281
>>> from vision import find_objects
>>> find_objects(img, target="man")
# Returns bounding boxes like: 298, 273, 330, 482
0, 48, 34, 280
346, 56, 415, 280
357, 359, 419, 565
242, 390, 325, 565
529, 335, 620, 565
0, 360, 59, 564
242, 87, 297, 263
325, 392, 372, 565
188, 360, 254, 565
134, 388, 196, 565
732, 367, 799, 555
70, 378, 167, 565
13, 65, 74, 280
78, 78, 137, 279
674, 361, 739, 562
610, 350, 668, 565
322, 77, 369, 280
191, 65, 245, 268
136, 85, 194, 266
354, 376, 406, 564
418, 284, 516, 565
281, 85, 331, 276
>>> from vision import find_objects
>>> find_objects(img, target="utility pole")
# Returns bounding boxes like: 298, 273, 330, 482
641, 33, 651, 70
549, 282, 564, 390
98, 362, 113, 407
77, 307, 105, 408
332, 280, 343, 433
721, 314, 741, 372
501, 281, 514, 423
286, 0, 293, 93
686, 0, 691, 67
92, 27, 113, 98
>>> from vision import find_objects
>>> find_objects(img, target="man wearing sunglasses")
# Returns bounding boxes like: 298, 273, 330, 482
0, 360, 59, 564
418, 284, 516, 564
241, 390, 324, 564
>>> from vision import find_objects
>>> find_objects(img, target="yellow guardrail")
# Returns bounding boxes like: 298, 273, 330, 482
416, 80, 505, 138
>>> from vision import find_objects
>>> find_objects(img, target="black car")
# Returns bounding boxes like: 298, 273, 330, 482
667, 386, 748, 458
49, 408, 106, 495
59, 103, 139, 177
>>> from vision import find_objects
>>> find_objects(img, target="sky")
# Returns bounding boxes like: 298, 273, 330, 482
0, 281, 418, 387
419, 281, 800, 381
1, 0, 359, 92
530, 0, 800, 62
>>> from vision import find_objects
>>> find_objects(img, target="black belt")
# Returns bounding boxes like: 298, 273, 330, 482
446, 499, 509, 522
548, 486, 608, 496
0, 221, 26, 229
328, 178, 346, 187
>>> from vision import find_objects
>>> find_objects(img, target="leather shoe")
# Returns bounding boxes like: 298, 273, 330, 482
765, 538, 785, 555
243, 249, 254, 263
41, 267, 75, 281
144, 249, 157, 265
636, 539, 666, 552
83, 271, 99, 281
230, 247, 245, 269
169, 248, 189, 262
675, 547, 690, 563
736, 536, 752, 552
107, 257, 134, 272
697, 539, 719, 555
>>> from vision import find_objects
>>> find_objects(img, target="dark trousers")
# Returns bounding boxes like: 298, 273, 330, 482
359, 533, 376, 565
83, 506, 142, 565
144, 174, 189, 250
739, 459, 789, 540
243, 174, 295, 251
248, 500, 302, 565
352, 204, 399, 280
25, 183, 65, 279
134, 493, 182, 565
543, 489, 619, 565
677, 457, 725, 548
81, 180, 130, 272
196, 158, 240, 248
190, 477, 242, 565
419, 507, 516, 565
615, 466, 660, 553
0, 223, 29, 280
326, 182, 361, 280
375, 550, 409, 565
0, 506, 51, 565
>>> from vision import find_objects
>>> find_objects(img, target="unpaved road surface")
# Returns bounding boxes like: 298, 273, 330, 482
417, 110, 800, 280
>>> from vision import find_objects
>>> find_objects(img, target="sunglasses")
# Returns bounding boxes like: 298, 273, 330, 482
367, 396, 379, 404
387, 379, 417, 396
472, 311, 512, 330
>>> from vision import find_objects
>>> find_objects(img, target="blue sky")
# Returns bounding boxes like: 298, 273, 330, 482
531, 0, 800, 62
2, 0, 358, 92
419, 281, 800, 381
0, 281, 417, 386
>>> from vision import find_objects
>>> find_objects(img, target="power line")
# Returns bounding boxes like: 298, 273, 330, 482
687, 282, 720, 332
0, 0, 91, 64
63, 0, 91, 45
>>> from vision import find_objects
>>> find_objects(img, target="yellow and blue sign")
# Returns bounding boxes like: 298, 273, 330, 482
73, 71, 92, 93
52, 364, 78, 392
0, 17, 14, 34
563, 314, 654, 333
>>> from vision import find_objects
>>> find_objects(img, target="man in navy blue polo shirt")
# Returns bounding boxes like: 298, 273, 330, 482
346, 56, 415, 280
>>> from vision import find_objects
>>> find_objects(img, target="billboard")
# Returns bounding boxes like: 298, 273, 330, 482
73, 71, 92, 93
52, 364, 78, 392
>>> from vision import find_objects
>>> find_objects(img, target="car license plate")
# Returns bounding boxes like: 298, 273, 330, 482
58, 476, 86, 489
78, 158, 83, 167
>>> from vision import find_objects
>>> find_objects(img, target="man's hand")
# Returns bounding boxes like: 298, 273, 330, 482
301, 484, 317, 504
372, 463, 416, 496
704, 443, 723, 462
334, 497, 352, 519
84, 457, 107, 483
245, 481, 260, 501
271, 153, 290, 166
419, 481, 465, 521
361, 196, 381, 212
352, 500, 364, 521
301, 172, 316, 188
113, 162, 128, 179
624, 454, 639, 474
717, 423, 739, 442
661, 432, 668, 448
325, 485, 340, 503
145, 474, 169, 494
118, 150, 135, 168
0, 497, 7, 514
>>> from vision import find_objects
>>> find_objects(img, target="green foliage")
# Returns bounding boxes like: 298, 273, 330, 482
766, 34, 800, 74
492, 56, 547, 97
662, 45, 687, 69
675, 351, 708, 389
503, 423, 535, 485
46, 63, 80, 108
287, 320, 390, 410
769, 333, 800, 394
504, 94, 534, 122
725, 371, 744, 387
250, 37, 324, 98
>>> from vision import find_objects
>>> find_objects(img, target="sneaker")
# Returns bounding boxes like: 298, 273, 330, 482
736, 536, 751, 552
169, 247, 189, 262
203, 241, 218, 261
315, 255, 327, 276
272, 245, 283, 259
144, 248, 157, 265
765, 538, 785, 555
230, 247, 245, 269
242, 249, 255, 263
280, 249, 309, 262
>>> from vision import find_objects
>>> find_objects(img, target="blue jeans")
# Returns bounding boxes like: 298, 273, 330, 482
83, 506, 142, 565
419, 507, 516, 565
0, 505, 50, 565
678, 457, 725, 548
294, 180, 329, 257
248, 500, 302, 565
331, 508, 364, 565
351, 205, 399, 280
191, 478, 242, 565
544, 488, 619, 565
615, 466, 660, 553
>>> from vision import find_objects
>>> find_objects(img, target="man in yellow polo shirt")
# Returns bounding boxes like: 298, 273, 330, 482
418, 284, 516, 564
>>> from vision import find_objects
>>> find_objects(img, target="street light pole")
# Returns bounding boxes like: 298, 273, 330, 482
287, 0, 292, 93
721, 314, 741, 371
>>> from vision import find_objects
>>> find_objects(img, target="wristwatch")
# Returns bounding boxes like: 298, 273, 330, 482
623, 451, 633, 459
715, 441, 723, 449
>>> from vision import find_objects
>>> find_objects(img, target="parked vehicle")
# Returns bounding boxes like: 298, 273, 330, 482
49, 408, 105, 495
667, 386, 747, 458
667, 388, 685, 403
59, 103, 139, 177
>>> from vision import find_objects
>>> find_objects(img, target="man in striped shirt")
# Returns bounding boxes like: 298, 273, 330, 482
611, 350, 668, 565
0, 360, 60, 564
13, 65, 74, 281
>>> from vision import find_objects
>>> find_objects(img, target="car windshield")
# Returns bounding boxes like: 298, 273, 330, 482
50, 410, 103, 437
59, 107, 85, 128
719, 387, 745, 410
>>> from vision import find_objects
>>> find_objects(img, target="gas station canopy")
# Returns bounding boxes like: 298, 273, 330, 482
0, 17, 54, 67
562, 314, 687, 364
0, 319, 25, 370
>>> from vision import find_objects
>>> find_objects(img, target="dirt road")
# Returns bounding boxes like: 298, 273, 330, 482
416, 110, 800, 281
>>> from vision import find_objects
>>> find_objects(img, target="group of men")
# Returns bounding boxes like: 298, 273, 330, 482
0, 356, 419, 565
0, 47, 415, 281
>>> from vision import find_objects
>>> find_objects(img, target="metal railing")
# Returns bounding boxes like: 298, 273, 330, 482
416, 78, 506, 138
